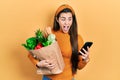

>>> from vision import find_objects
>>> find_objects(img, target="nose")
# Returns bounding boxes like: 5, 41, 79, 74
64, 20, 69, 25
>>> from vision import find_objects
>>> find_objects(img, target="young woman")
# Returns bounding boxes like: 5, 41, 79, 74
28, 4, 90, 80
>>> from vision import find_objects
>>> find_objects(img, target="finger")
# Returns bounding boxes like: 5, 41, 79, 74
87, 46, 90, 53
86, 47, 90, 57
80, 51, 88, 57
48, 66, 55, 70
45, 60, 54, 67
79, 51, 89, 59
79, 51, 86, 57
82, 48, 88, 54
38, 60, 48, 67
49, 63, 56, 67
81, 56, 86, 60
47, 64, 56, 70
46, 59, 52, 63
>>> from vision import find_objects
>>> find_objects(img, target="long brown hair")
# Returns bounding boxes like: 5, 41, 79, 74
53, 7, 79, 74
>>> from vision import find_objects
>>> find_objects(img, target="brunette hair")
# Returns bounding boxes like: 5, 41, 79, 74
53, 6, 79, 74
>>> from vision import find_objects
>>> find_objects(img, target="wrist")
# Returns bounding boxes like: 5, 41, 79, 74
83, 58, 90, 63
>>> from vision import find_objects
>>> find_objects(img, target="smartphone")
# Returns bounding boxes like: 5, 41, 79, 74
79, 42, 93, 55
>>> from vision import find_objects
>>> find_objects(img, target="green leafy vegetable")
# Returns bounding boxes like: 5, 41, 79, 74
22, 29, 56, 50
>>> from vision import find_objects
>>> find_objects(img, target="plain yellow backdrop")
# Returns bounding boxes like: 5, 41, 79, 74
0, 0, 120, 80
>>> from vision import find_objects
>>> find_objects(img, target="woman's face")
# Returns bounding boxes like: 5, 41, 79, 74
57, 12, 73, 33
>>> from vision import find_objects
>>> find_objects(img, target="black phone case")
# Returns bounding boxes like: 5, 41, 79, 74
79, 42, 93, 55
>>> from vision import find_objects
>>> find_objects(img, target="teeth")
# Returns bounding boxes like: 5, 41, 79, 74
64, 26, 69, 28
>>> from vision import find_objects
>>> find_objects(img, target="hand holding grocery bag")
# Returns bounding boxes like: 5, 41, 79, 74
36, 59, 56, 71
22, 28, 65, 75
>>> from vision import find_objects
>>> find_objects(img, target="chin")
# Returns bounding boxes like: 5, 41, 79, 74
63, 31, 69, 33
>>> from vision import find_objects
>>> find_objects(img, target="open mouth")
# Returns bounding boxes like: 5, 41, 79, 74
63, 26, 69, 31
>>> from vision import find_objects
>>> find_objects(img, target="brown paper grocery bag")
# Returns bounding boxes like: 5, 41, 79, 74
29, 41, 65, 75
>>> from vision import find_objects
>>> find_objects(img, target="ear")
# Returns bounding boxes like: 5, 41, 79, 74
56, 17, 59, 23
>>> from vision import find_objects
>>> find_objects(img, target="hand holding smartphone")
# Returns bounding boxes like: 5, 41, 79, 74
79, 42, 93, 55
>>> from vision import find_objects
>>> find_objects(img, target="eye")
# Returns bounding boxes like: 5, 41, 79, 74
68, 18, 72, 21
68, 19, 71, 21
61, 18, 65, 21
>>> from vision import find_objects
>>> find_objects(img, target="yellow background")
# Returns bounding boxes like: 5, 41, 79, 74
0, 0, 120, 80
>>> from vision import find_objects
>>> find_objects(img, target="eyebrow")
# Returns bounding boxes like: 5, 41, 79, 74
60, 17, 72, 18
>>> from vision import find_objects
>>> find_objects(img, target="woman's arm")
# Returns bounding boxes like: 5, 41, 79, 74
77, 55, 89, 70
28, 53, 39, 66
77, 35, 90, 70
28, 53, 56, 70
